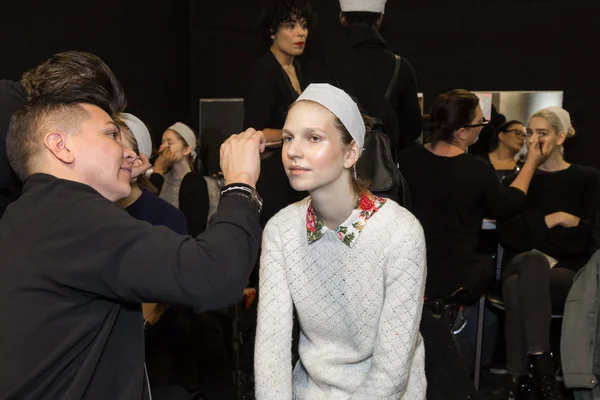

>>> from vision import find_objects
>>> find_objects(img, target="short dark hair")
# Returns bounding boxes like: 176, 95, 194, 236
489, 120, 524, 151
7, 89, 113, 182
261, 0, 315, 41
426, 89, 480, 146
20, 51, 126, 115
341, 11, 382, 27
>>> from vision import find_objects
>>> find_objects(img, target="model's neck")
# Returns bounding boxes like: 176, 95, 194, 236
117, 183, 143, 209
270, 45, 294, 67
170, 161, 192, 179
310, 177, 357, 230
538, 150, 570, 172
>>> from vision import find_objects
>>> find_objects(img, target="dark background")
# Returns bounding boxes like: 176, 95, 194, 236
1, 0, 599, 167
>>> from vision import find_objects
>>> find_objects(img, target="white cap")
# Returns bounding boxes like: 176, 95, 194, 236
296, 83, 365, 155
168, 122, 197, 160
537, 107, 572, 135
119, 113, 152, 158
340, 0, 387, 13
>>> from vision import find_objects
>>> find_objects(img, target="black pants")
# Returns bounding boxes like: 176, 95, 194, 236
420, 310, 479, 400
502, 251, 575, 375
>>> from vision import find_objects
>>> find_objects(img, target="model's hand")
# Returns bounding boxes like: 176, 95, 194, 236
153, 146, 178, 175
131, 153, 151, 180
220, 128, 266, 187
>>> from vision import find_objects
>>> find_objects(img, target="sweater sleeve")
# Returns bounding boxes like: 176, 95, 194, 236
353, 212, 427, 399
499, 170, 600, 256
254, 219, 294, 400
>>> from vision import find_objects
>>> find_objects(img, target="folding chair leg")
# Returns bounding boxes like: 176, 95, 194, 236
473, 294, 486, 391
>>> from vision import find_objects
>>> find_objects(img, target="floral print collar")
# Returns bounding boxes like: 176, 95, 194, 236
306, 192, 387, 248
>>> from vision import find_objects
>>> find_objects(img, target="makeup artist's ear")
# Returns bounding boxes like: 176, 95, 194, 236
343, 141, 360, 169
44, 131, 75, 164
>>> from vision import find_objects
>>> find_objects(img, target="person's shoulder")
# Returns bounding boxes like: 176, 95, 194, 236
378, 198, 421, 228
570, 164, 600, 178
371, 198, 425, 247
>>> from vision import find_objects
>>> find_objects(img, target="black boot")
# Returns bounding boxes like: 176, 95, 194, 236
508, 374, 530, 400
530, 353, 565, 400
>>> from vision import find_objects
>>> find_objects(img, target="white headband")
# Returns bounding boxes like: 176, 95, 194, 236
119, 113, 153, 158
295, 83, 365, 155
340, 0, 387, 13
537, 107, 571, 135
168, 122, 197, 160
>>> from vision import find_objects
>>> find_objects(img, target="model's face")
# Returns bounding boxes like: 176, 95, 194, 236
159, 129, 190, 163
282, 101, 355, 194
526, 116, 564, 153
119, 127, 143, 183
68, 105, 136, 201
272, 16, 308, 57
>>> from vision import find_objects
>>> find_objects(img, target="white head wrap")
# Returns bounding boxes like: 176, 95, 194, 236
296, 83, 365, 155
119, 113, 153, 158
340, 0, 387, 13
168, 122, 197, 160
536, 106, 571, 135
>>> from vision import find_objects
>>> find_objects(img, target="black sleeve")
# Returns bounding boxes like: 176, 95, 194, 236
499, 170, 600, 256
149, 173, 164, 193
479, 160, 526, 219
36, 195, 262, 312
396, 59, 422, 148
179, 173, 210, 237
243, 61, 276, 131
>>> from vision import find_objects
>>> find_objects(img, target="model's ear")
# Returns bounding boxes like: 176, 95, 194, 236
44, 131, 75, 164
343, 140, 360, 169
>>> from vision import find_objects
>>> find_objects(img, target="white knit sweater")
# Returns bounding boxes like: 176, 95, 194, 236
255, 197, 427, 399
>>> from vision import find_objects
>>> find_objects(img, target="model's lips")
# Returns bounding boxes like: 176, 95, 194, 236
289, 166, 310, 175
120, 167, 132, 175
294, 42, 305, 46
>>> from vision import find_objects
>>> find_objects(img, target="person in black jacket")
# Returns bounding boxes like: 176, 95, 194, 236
0, 51, 126, 218
305, 0, 422, 154
0, 90, 265, 399
498, 107, 600, 399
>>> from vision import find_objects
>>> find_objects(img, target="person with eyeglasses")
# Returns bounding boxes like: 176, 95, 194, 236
497, 107, 600, 399
399, 89, 550, 307
483, 120, 527, 183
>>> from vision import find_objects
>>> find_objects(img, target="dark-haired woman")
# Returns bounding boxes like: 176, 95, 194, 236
399, 89, 550, 304
244, 0, 315, 231
483, 120, 526, 183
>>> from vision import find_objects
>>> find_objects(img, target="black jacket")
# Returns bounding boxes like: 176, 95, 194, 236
0, 80, 28, 216
0, 174, 261, 399
305, 24, 422, 151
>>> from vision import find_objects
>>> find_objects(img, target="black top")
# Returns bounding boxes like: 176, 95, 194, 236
0, 80, 28, 216
498, 164, 600, 272
399, 146, 526, 299
126, 189, 187, 235
0, 174, 261, 399
480, 153, 524, 183
243, 51, 305, 131
150, 172, 210, 237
